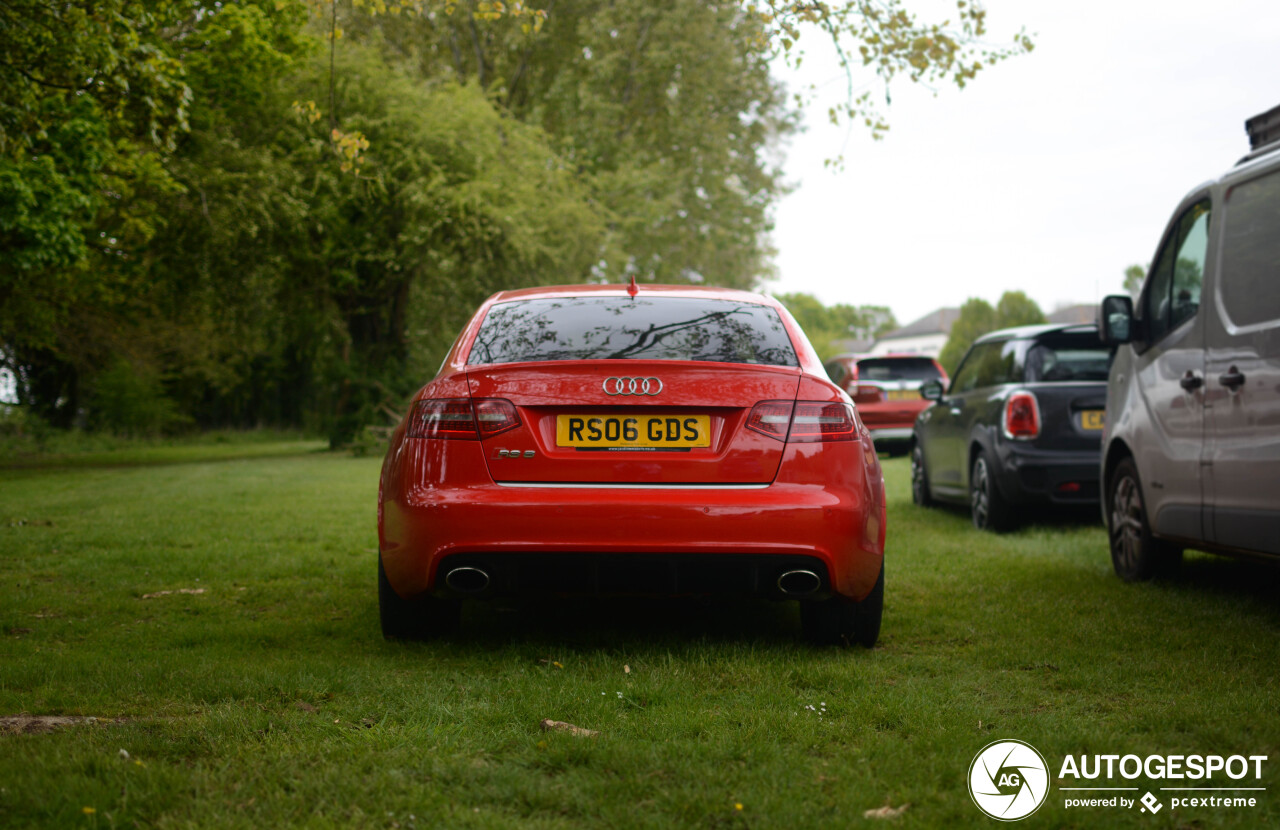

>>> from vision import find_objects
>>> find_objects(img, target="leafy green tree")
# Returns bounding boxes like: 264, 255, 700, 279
1, 0, 1033, 441
995, 290, 1046, 329
939, 291, 1045, 374
353, 0, 795, 288
1124, 264, 1146, 297
775, 292, 896, 360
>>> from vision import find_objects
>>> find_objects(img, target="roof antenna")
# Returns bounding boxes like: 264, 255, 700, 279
626, 275, 639, 297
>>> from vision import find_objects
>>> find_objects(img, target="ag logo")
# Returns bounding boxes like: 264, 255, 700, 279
968, 739, 1050, 821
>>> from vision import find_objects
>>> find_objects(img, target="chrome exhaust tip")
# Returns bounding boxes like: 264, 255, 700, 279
444, 566, 490, 594
777, 569, 822, 596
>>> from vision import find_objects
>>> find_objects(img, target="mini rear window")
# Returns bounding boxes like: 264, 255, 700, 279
467, 296, 799, 367
856, 357, 943, 382
1022, 334, 1112, 383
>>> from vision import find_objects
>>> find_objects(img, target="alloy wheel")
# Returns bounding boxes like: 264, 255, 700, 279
1110, 474, 1144, 575
971, 458, 990, 529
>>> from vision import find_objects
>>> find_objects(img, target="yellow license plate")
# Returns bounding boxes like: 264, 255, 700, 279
556, 414, 710, 450
886, 389, 920, 400
1080, 410, 1105, 430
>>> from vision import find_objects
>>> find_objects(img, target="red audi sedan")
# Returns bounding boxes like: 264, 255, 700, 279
377, 283, 887, 646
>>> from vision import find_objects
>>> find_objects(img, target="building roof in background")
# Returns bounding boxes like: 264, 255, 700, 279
878, 307, 961, 341
1046, 304, 1097, 325
831, 337, 876, 354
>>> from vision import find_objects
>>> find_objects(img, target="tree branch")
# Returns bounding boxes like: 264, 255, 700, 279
0, 58, 95, 91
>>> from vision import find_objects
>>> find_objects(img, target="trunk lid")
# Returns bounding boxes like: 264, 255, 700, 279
467, 361, 801, 484
1025, 382, 1108, 450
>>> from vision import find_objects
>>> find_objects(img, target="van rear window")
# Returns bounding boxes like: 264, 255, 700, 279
467, 297, 799, 367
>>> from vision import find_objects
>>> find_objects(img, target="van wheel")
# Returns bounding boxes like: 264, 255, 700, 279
1108, 458, 1182, 581
378, 554, 460, 640
970, 452, 1013, 532
800, 564, 883, 648
911, 444, 934, 507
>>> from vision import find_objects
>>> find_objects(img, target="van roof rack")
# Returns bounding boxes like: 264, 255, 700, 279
1235, 104, 1280, 166
1246, 104, 1280, 152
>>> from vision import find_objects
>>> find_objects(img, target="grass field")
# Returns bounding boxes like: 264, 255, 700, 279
1, 444, 1278, 828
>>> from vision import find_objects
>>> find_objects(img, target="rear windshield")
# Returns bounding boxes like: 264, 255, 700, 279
1022, 334, 1112, 383
467, 296, 799, 367
856, 357, 943, 382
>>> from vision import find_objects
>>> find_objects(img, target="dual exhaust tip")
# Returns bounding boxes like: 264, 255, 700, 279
446, 566, 822, 597
444, 566, 490, 594
776, 569, 822, 597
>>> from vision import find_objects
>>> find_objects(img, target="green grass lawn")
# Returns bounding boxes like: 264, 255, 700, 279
1, 447, 1278, 828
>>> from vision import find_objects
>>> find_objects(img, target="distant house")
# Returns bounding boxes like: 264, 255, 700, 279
829, 337, 876, 355
868, 307, 960, 357
1046, 303, 1097, 325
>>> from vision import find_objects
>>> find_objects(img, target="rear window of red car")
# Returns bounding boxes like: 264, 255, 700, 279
855, 357, 944, 382
467, 296, 799, 367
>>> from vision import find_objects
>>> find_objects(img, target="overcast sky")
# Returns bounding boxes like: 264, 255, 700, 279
767, 0, 1279, 327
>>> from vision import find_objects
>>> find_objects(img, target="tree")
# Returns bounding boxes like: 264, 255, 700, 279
756, 0, 1034, 142
1, 0, 1034, 441
1123, 264, 1145, 297
938, 291, 1045, 374
995, 290, 1045, 329
774, 292, 896, 360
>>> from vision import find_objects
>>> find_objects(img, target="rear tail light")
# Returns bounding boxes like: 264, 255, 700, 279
1003, 391, 1041, 440
747, 400, 859, 443
407, 398, 520, 439
788, 401, 859, 442
746, 401, 793, 440
472, 399, 521, 437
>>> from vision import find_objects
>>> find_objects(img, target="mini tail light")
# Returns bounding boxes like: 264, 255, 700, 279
408, 398, 519, 439
746, 401, 794, 441
1003, 391, 1041, 440
788, 401, 859, 442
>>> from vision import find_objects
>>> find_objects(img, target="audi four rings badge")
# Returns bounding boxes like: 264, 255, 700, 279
603, 377, 663, 396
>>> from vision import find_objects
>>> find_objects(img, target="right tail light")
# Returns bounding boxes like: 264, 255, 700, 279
747, 401, 860, 443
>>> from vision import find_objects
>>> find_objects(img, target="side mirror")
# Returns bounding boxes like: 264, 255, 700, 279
920, 379, 944, 401
1098, 295, 1135, 345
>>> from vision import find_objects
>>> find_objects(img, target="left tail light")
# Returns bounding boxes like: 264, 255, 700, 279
1003, 391, 1040, 440
746, 401, 859, 443
407, 398, 520, 439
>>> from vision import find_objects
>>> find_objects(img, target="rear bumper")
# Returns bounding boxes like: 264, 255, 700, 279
380, 478, 884, 603
868, 427, 914, 444
431, 552, 838, 600
992, 444, 1102, 505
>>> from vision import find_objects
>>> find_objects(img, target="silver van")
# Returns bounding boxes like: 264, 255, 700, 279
1098, 103, 1280, 580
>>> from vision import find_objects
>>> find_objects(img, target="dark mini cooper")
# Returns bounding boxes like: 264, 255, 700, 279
910, 324, 1113, 531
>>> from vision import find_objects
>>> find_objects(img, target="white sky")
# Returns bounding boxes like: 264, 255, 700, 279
767, 0, 1279, 327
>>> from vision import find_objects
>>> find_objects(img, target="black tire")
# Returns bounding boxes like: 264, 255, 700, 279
970, 451, 1013, 532
800, 564, 884, 648
911, 444, 934, 507
378, 554, 460, 640
1107, 457, 1182, 582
